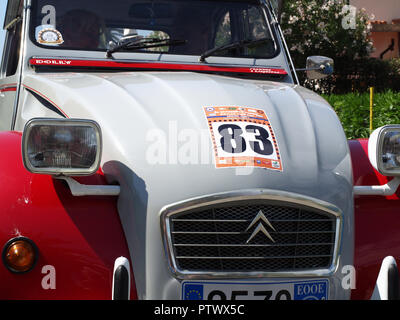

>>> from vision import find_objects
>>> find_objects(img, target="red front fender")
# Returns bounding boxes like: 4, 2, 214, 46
349, 139, 400, 300
0, 131, 136, 299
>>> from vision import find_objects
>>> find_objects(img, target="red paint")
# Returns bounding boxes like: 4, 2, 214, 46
22, 84, 69, 118
0, 83, 17, 92
29, 57, 288, 76
0, 86, 17, 92
3, 133, 396, 299
349, 139, 400, 300
0, 131, 136, 299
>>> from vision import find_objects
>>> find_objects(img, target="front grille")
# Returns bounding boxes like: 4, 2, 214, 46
165, 202, 338, 273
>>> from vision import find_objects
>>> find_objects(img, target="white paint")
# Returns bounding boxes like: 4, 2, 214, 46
371, 256, 398, 300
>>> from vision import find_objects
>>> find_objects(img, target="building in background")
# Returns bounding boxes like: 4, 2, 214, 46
351, 0, 400, 60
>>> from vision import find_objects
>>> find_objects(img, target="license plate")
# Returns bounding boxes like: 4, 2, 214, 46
182, 279, 329, 300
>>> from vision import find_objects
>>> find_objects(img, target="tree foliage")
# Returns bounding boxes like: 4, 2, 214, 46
280, 0, 375, 93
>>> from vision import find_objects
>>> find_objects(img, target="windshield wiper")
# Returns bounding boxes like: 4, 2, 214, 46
199, 38, 275, 62
106, 37, 187, 58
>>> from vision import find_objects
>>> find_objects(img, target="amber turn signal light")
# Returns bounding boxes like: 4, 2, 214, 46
2, 237, 38, 273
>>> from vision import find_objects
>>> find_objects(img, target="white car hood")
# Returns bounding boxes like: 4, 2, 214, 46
21, 71, 349, 190
20, 71, 353, 298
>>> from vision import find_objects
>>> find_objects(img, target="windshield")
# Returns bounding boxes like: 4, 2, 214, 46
30, 0, 278, 59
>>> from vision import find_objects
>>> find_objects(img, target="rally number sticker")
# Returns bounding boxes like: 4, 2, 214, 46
204, 106, 282, 171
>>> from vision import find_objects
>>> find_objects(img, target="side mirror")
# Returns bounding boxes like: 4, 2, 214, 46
368, 125, 400, 176
305, 56, 334, 80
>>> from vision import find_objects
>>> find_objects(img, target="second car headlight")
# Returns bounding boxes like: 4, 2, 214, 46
369, 125, 400, 176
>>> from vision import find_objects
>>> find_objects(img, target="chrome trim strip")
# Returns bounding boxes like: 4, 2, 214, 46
11, 0, 29, 130
160, 189, 342, 280
56, 176, 120, 197
174, 243, 335, 247
172, 218, 332, 222
171, 230, 335, 235
263, 0, 300, 84
176, 255, 332, 260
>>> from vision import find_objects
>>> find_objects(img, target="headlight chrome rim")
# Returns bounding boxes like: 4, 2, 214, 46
369, 125, 400, 177
22, 118, 102, 176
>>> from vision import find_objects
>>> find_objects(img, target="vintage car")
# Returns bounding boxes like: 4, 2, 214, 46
0, 0, 399, 300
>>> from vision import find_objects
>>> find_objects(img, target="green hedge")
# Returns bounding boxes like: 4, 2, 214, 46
323, 91, 400, 139
314, 58, 400, 94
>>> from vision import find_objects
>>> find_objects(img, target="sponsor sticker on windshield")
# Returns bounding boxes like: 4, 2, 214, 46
37, 27, 64, 45
204, 106, 282, 171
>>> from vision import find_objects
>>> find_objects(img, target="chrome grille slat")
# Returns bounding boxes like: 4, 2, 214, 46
176, 255, 332, 259
172, 231, 335, 234
173, 242, 335, 247
162, 195, 341, 277
171, 219, 331, 222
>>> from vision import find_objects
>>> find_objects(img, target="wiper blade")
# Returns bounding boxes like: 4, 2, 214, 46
106, 37, 186, 58
199, 38, 274, 62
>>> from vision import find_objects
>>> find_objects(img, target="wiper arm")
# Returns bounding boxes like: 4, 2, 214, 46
199, 37, 274, 62
106, 37, 187, 58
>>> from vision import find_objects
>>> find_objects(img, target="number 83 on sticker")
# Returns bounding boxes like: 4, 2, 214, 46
212, 122, 276, 158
